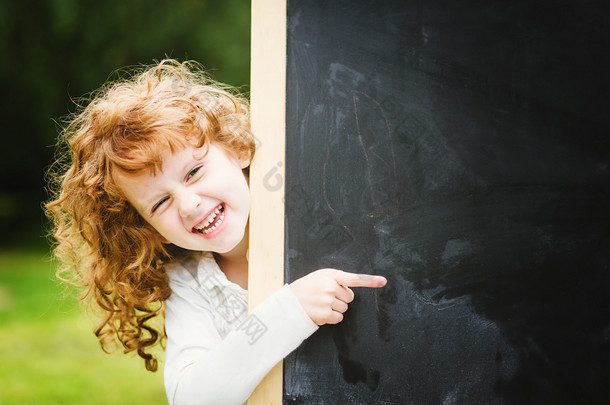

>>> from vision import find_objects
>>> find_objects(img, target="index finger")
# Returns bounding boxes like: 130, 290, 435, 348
335, 271, 387, 288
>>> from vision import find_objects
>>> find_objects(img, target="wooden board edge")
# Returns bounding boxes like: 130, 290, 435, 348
248, 0, 287, 404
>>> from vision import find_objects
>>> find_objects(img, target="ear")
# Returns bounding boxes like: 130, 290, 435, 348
236, 150, 252, 169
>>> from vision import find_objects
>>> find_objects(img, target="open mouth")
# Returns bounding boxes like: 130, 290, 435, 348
193, 203, 225, 234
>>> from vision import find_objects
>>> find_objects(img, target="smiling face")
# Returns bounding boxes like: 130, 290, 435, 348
114, 142, 251, 257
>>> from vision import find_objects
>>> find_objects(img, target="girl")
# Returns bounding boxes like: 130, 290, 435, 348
46, 60, 386, 405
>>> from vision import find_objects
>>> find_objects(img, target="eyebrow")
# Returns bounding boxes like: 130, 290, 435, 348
181, 152, 205, 180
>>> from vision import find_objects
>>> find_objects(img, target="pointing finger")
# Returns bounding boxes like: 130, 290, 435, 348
335, 271, 387, 288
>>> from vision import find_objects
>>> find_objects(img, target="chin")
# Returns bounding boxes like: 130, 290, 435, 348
217, 231, 247, 254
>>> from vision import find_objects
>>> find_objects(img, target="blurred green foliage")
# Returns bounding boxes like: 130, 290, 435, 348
0, 250, 166, 404
0, 0, 250, 248
0, 2, 250, 401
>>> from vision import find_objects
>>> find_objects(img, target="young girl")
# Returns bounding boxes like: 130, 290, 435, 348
46, 59, 387, 405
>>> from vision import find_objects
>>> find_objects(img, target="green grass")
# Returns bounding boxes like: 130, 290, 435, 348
0, 250, 166, 405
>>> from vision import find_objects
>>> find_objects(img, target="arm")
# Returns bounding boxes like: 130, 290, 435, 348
164, 263, 386, 405
165, 282, 316, 405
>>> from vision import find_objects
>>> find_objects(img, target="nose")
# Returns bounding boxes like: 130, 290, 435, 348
176, 189, 200, 219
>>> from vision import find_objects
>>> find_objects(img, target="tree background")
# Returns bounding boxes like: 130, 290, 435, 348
0, 0, 251, 248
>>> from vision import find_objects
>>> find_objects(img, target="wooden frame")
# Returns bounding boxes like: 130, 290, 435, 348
248, 0, 286, 403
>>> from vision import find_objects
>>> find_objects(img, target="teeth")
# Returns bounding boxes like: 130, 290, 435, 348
193, 205, 224, 234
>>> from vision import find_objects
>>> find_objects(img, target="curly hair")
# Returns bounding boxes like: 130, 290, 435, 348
45, 59, 255, 371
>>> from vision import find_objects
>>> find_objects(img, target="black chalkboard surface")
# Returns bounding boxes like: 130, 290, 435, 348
283, 0, 610, 404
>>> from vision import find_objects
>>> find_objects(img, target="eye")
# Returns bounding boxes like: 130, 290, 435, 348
187, 165, 202, 181
151, 196, 169, 214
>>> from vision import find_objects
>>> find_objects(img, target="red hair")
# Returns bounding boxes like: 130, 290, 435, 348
45, 60, 255, 371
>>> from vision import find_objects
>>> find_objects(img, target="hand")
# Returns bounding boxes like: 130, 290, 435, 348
289, 269, 387, 326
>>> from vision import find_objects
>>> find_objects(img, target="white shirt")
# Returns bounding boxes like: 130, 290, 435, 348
163, 252, 319, 405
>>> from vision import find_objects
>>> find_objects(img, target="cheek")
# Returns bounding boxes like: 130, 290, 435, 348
138, 215, 173, 245
147, 215, 175, 238
158, 233, 172, 244
239, 182, 251, 207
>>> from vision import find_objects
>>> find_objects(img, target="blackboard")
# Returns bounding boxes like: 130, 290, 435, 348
283, 0, 610, 403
